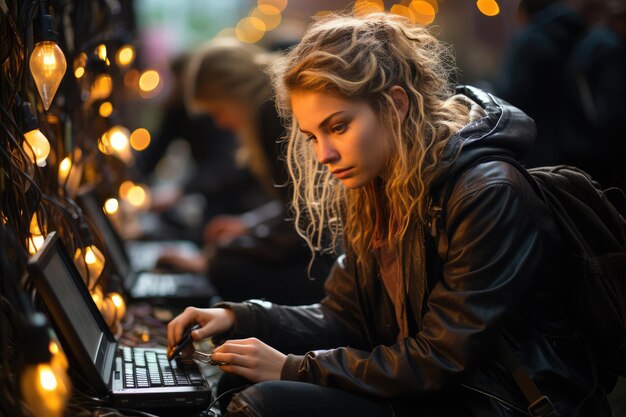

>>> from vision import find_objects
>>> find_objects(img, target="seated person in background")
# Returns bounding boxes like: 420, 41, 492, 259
158, 39, 332, 306
137, 53, 268, 244
167, 13, 611, 417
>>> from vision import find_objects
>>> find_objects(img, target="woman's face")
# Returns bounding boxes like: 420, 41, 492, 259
290, 91, 390, 189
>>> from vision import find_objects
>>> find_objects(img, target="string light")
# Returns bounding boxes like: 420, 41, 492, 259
258, 0, 287, 12
138, 69, 160, 93
28, 213, 46, 255
29, 14, 67, 110
236, 17, 266, 43
20, 314, 70, 417
73, 244, 105, 289
90, 74, 113, 102
129, 128, 151, 151
126, 184, 150, 209
58, 156, 72, 184
100, 125, 132, 163
409, 0, 437, 24
119, 180, 135, 199
115, 44, 135, 67
107, 292, 126, 320
21, 102, 51, 167
251, 5, 282, 31
477, 0, 500, 16
98, 101, 113, 118
103, 198, 119, 214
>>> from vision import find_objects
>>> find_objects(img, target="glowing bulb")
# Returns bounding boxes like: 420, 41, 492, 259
21, 363, 70, 417
90, 286, 104, 308
116, 45, 135, 67
49, 341, 69, 371
130, 128, 151, 151
104, 198, 119, 214
127, 184, 148, 208
477, 0, 500, 16
74, 66, 85, 78
73, 245, 105, 288
90, 74, 113, 101
28, 213, 46, 255
138, 70, 160, 93
409, 0, 437, 24
236, 17, 266, 43
258, 0, 287, 12
58, 156, 72, 184
119, 180, 135, 199
108, 292, 126, 320
252, 5, 282, 31
96, 44, 107, 61
100, 296, 117, 327
23, 129, 51, 167
30, 41, 67, 110
99, 101, 113, 118
100, 126, 132, 163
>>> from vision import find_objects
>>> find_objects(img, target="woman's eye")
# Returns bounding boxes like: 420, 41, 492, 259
331, 123, 347, 134
305, 134, 317, 143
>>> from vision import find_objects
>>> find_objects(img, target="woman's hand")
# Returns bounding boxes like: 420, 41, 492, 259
167, 307, 235, 351
203, 215, 249, 245
211, 338, 287, 382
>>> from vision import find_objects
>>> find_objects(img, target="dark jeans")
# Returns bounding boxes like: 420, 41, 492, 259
223, 380, 394, 417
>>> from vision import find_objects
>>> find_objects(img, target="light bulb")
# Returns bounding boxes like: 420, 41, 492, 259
104, 198, 119, 215
90, 285, 104, 308
130, 128, 151, 151
138, 70, 160, 93
20, 363, 70, 417
108, 292, 126, 320
126, 184, 151, 209
28, 213, 46, 255
73, 244, 105, 288
58, 156, 72, 184
100, 296, 117, 327
116, 45, 135, 67
90, 74, 113, 101
49, 341, 68, 371
29, 41, 67, 111
23, 128, 51, 167
100, 126, 132, 163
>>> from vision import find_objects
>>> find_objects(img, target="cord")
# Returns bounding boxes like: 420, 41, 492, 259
204, 384, 252, 415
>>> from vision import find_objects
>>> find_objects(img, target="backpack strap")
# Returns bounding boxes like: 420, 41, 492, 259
428, 155, 556, 417
496, 335, 556, 417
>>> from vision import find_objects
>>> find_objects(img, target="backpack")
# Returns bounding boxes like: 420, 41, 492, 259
432, 155, 626, 374
429, 156, 626, 415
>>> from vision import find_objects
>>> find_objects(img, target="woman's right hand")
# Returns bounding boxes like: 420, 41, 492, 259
167, 307, 235, 351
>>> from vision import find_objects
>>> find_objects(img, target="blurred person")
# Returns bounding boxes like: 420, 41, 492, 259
498, 0, 587, 167
158, 39, 331, 305
137, 54, 268, 243
566, 0, 626, 194
167, 13, 612, 417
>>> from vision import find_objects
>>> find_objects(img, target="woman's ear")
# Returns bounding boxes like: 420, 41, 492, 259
389, 85, 409, 123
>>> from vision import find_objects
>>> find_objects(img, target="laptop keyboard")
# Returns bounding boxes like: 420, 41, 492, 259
122, 347, 204, 388
133, 273, 178, 296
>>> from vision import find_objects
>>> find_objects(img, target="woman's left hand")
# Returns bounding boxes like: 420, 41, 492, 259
211, 338, 287, 382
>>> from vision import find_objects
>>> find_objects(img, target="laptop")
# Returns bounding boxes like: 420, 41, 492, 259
77, 188, 216, 307
27, 232, 212, 412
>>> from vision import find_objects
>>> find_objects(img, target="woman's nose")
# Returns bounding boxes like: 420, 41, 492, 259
316, 138, 339, 165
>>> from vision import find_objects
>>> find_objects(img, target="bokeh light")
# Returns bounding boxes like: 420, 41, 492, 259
477, 0, 500, 16
130, 128, 151, 151
138, 70, 160, 93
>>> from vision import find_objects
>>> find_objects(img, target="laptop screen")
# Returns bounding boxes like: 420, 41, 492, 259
28, 232, 117, 392
77, 189, 133, 284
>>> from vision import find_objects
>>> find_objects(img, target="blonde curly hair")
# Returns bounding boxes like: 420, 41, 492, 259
270, 12, 470, 276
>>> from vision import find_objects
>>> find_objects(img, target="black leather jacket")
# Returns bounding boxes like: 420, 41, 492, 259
217, 86, 610, 416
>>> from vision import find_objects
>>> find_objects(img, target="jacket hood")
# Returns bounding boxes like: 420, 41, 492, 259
428, 85, 537, 192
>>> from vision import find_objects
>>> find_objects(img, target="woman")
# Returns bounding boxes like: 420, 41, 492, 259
167, 13, 611, 417
158, 38, 330, 305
